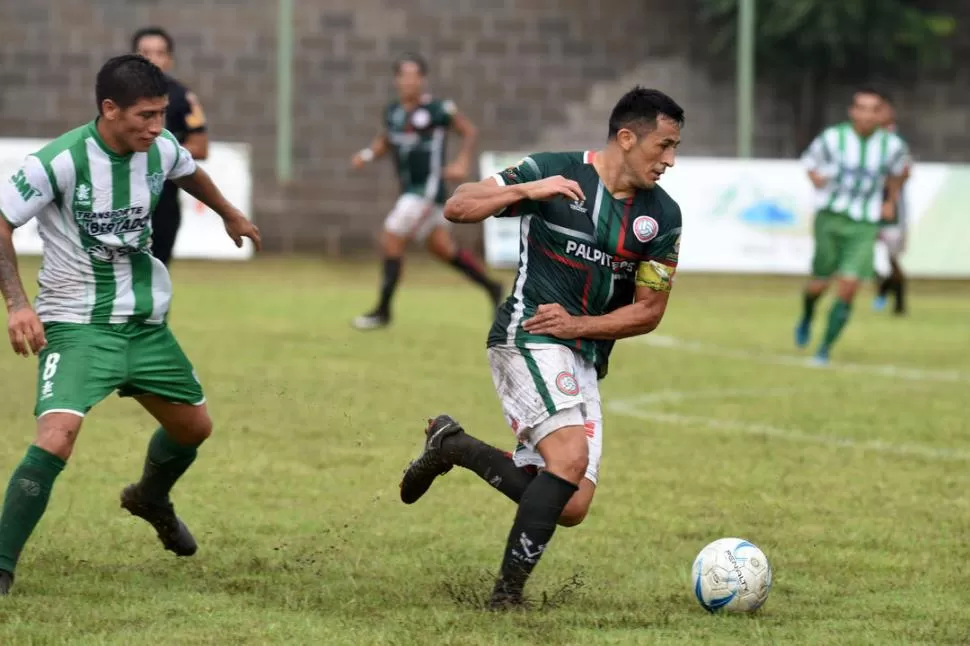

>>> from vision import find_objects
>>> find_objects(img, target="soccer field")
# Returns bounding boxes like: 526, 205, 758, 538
0, 255, 968, 645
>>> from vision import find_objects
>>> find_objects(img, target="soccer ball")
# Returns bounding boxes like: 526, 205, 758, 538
692, 537, 772, 613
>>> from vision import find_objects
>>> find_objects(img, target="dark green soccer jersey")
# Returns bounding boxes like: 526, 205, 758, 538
486, 151, 682, 378
384, 96, 456, 205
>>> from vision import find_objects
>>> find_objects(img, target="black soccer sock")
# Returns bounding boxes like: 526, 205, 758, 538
137, 427, 200, 502
878, 276, 894, 299
376, 257, 402, 316
440, 434, 536, 503
893, 275, 906, 313
492, 471, 578, 601
800, 290, 821, 325
449, 249, 496, 291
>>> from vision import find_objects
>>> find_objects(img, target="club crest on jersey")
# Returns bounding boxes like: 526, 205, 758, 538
146, 172, 165, 197
632, 215, 659, 243
411, 108, 431, 129
555, 371, 580, 396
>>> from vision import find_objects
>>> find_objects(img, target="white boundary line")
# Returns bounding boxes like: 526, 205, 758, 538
636, 335, 970, 384
607, 394, 970, 463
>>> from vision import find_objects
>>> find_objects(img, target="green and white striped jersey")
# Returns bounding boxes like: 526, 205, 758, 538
801, 122, 909, 223
0, 120, 196, 325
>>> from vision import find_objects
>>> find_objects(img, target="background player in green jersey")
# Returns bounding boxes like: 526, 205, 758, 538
0, 55, 261, 596
398, 87, 684, 608
349, 53, 503, 330
796, 87, 909, 364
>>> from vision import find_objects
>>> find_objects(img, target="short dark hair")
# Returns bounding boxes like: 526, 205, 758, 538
608, 86, 685, 139
131, 26, 174, 54
95, 54, 169, 114
394, 52, 427, 76
854, 85, 892, 105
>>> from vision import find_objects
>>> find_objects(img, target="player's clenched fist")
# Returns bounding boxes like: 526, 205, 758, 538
7, 306, 46, 357
522, 175, 586, 203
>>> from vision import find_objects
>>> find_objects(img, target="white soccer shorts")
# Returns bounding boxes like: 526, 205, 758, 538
383, 193, 449, 241
878, 225, 905, 258
487, 343, 603, 484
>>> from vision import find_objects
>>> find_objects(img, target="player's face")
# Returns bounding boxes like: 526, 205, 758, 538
620, 116, 681, 189
135, 35, 173, 72
849, 93, 883, 136
102, 96, 169, 153
394, 62, 425, 102
879, 102, 896, 130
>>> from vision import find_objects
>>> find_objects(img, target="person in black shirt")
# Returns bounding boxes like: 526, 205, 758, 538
132, 27, 209, 267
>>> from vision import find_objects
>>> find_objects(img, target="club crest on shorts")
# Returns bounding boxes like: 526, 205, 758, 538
555, 371, 580, 396
633, 215, 659, 243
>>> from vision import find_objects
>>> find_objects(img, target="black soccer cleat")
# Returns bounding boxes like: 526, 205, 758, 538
399, 414, 465, 504
0, 570, 13, 596
488, 579, 527, 611
120, 484, 198, 557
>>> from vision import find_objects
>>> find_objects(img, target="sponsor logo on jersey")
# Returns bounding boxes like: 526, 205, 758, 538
74, 183, 92, 207
555, 371, 580, 396
564, 240, 637, 276
568, 199, 588, 214
633, 215, 659, 243
74, 206, 149, 237
10, 169, 41, 202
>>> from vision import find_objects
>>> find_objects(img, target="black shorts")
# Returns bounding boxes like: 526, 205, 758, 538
152, 181, 182, 266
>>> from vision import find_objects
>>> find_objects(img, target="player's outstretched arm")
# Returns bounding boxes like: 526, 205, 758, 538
351, 130, 390, 169
0, 214, 45, 356
444, 175, 584, 224
173, 168, 262, 251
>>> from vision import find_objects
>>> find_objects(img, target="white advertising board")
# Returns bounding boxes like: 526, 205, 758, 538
479, 152, 970, 278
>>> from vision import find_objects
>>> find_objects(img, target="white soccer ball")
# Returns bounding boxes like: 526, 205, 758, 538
692, 537, 772, 613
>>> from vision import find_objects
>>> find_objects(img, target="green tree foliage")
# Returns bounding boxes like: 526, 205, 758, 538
697, 0, 956, 149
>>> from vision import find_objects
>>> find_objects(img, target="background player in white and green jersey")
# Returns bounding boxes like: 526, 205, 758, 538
0, 54, 261, 596
796, 87, 909, 364
397, 87, 684, 609
349, 53, 503, 330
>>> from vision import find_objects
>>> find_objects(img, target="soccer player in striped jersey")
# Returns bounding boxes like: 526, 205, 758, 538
350, 53, 503, 330
0, 55, 261, 595
398, 88, 684, 608
796, 87, 909, 363
873, 97, 911, 316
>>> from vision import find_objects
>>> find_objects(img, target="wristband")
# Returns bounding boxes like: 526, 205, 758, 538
359, 148, 375, 163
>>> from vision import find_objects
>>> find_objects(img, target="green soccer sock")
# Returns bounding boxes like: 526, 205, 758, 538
0, 445, 66, 574
821, 298, 853, 351
137, 427, 200, 502
801, 290, 821, 326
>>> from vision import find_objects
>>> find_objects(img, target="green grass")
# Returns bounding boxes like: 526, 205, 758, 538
1, 255, 969, 645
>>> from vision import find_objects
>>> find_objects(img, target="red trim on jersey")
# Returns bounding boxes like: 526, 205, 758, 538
528, 237, 593, 315
614, 197, 640, 260
584, 150, 596, 164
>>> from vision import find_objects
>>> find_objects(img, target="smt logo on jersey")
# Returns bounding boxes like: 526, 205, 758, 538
633, 215, 659, 243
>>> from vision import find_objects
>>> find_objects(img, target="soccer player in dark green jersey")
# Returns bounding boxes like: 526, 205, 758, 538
350, 53, 503, 330
398, 87, 685, 608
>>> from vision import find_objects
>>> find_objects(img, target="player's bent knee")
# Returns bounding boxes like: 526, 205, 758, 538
34, 412, 84, 460
558, 501, 590, 527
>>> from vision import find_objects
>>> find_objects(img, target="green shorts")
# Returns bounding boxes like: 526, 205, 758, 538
34, 322, 205, 418
811, 210, 880, 280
